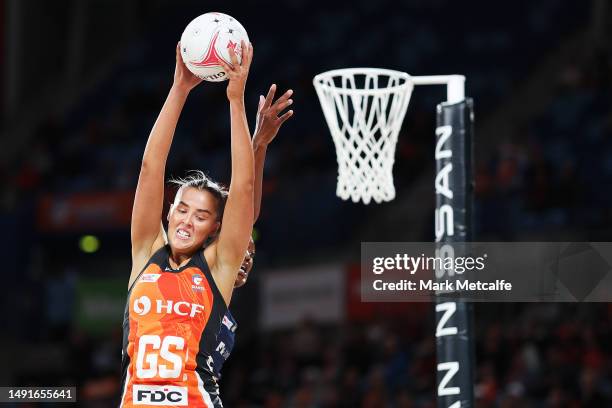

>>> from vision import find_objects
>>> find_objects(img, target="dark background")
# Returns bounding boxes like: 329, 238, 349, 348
1, 0, 611, 406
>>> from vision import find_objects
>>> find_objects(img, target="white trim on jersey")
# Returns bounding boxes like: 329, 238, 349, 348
120, 363, 131, 408
196, 372, 216, 408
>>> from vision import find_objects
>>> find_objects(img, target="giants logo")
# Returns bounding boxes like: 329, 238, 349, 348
192, 274, 205, 291
133, 384, 187, 406
132, 296, 205, 317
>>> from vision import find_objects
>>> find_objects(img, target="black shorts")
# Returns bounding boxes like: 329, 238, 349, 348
203, 376, 223, 408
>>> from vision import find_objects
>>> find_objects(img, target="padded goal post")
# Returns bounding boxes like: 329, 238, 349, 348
313, 69, 475, 407
435, 99, 475, 408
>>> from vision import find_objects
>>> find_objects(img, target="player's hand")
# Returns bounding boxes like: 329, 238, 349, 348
219, 41, 253, 102
173, 42, 203, 93
253, 85, 294, 148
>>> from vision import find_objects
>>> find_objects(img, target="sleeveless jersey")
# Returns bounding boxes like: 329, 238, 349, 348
211, 310, 237, 379
120, 245, 227, 407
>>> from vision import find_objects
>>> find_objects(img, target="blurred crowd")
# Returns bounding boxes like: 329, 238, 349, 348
220, 304, 612, 407
476, 48, 612, 240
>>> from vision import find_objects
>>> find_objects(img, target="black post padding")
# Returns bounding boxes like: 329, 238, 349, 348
434, 99, 475, 408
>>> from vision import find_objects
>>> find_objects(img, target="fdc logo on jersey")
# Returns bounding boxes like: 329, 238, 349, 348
133, 295, 205, 317
133, 384, 187, 406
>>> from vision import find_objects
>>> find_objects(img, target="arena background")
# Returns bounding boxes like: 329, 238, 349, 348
1, 0, 611, 406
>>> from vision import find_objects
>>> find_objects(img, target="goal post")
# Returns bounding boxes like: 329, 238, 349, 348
313, 69, 475, 407
435, 98, 475, 408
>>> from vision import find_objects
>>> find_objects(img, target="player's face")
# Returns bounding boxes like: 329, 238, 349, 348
167, 187, 220, 254
234, 238, 255, 288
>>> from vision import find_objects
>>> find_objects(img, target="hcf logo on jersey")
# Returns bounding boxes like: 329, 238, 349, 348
133, 295, 204, 318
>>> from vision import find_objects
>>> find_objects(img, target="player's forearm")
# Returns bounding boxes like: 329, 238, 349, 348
215, 99, 254, 287
229, 99, 255, 188
141, 86, 188, 171
253, 143, 267, 222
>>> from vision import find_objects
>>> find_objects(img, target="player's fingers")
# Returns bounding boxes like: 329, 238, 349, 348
228, 45, 239, 67
244, 42, 253, 67
274, 99, 293, 114
258, 95, 265, 112
218, 58, 234, 75
264, 84, 277, 109
239, 41, 247, 66
272, 89, 293, 111
278, 110, 294, 124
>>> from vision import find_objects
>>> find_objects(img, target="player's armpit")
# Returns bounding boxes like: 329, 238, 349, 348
128, 225, 166, 289
211, 182, 253, 303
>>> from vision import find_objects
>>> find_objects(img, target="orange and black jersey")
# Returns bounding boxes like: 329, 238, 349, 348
120, 245, 227, 407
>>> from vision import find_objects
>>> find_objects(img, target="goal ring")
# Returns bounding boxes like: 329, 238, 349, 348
313, 68, 414, 204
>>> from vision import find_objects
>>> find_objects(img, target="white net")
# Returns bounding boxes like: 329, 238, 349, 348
313, 68, 414, 204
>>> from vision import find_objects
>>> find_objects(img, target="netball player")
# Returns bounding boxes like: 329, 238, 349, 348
119, 42, 289, 407
210, 85, 293, 392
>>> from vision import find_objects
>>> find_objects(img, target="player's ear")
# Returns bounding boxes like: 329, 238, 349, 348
167, 204, 173, 222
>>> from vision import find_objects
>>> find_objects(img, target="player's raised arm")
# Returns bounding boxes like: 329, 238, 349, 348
129, 44, 202, 284
211, 42, 255, 301
252, 84, 293, 222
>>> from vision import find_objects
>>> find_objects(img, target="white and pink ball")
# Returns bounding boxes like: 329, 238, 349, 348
180, 12, 249, 82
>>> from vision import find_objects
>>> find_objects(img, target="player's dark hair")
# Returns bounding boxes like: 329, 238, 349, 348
169, 170, 228, 222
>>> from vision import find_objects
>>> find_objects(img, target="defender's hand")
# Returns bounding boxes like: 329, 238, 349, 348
253, 84, 294, 148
